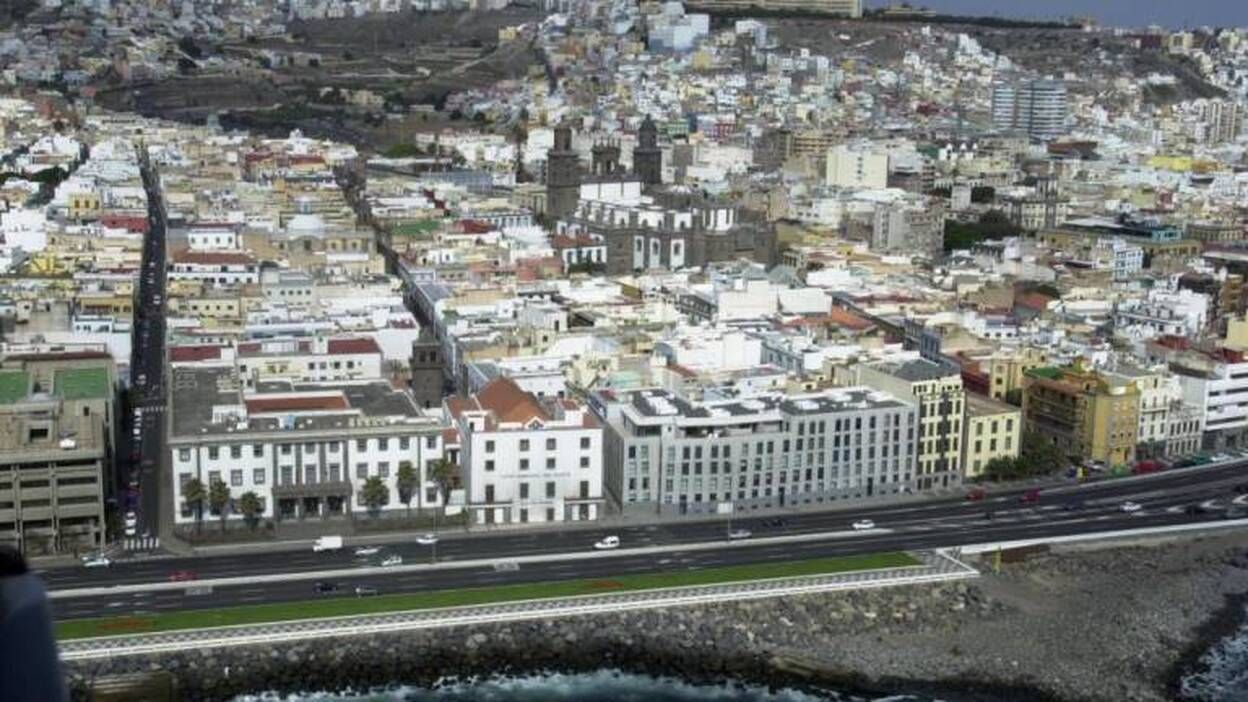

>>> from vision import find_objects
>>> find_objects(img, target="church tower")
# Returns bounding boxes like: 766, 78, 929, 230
633, 115, 662, 186
546, 123, 580, 220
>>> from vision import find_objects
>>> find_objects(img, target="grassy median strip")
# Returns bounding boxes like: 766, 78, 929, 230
55, 552, 919, 641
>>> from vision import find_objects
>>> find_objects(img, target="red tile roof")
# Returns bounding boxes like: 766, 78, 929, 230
475, 377, 549, 425
245, 395, 349, 413
327, 338, 381, 355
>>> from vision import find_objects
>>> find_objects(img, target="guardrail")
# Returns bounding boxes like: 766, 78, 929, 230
59, 553, 978, 661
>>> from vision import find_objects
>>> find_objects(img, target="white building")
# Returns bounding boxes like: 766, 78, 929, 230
825, 143, 888, 189
447, 378, 604, 526
169, 251, 259, 286
234, 336, 385, 389
186, 225, 241, 251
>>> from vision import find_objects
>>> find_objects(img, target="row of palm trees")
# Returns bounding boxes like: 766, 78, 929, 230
181, 458, 460, 534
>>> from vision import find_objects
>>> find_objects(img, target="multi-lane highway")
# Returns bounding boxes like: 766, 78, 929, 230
42, 462, 1248, 621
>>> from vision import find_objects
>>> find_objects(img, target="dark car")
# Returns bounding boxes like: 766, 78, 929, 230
966, 487, 988, 502
313, 581, 339, 594
1020, 489, 1041, 505
1184, 504, 1207, 515
1062, 501, 1083, 511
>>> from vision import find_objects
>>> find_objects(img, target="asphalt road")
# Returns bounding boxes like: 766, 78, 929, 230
121, 154, 168, 543
44, 462, 1248, 621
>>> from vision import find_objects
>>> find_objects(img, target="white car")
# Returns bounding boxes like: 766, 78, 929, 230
415, 533, 439, 546
727, 529, 752, 540
593, 535, 620, 550
83, 555, 111, 568
380, 555, 403, 567
353, 546, 380, 557
1119, 501, 1143, 513
851, 519, 876, 531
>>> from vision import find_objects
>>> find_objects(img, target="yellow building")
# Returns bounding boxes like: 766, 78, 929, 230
981, 347, 1049, 403
1023, 364, 1140, 467
962, 392, 1022, 478
67, 191, 101, 220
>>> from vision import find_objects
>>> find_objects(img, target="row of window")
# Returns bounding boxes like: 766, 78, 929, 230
181, 435, 439, 462
485, 456, 593, 471
485, 437, 593, 452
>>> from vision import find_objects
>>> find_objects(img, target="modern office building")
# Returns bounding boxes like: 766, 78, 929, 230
0, 348, 116, 555
597, 386, 918, 517
992, 78, 1068, 142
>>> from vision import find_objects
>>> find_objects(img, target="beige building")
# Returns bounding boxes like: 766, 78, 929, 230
962, 392, 1022, 478
857, 358, 965, 490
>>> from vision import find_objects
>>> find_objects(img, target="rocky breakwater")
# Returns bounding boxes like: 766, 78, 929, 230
63, 581, 996, 701
62, 533, 1248, 702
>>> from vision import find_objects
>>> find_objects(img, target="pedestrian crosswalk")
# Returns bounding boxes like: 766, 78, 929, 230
124, 535, 161, 551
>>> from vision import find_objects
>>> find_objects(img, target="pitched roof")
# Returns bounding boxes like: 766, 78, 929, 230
473, 377, 549, 425
170, 345, 224, 363
327, 338, 381, 355
245, 395, 349, 413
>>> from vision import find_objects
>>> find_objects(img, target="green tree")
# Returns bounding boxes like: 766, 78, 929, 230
427, 458, 459, 562
396, 461, 418, 517
208, 479, 232, 533
183, 478, 206, 533
360, 476, 389, 518
237, 491, 263, 532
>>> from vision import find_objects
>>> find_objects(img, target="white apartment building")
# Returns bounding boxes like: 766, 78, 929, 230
1108, 366, 1185, 459
1175, 350, 1248, 451
447, 378, 604, 526
235, 336, 384, 389
186, 225, 240, 251
825, 143, 888, 189
169, 251, 259, 286
596, 386, 918, 517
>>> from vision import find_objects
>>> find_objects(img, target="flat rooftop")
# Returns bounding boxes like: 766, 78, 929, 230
627, 386, 908, 421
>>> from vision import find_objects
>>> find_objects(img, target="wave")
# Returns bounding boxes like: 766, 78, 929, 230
232, 669, 926, 702
1180, 605, 1248, 702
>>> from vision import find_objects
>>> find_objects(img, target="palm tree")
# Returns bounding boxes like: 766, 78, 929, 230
360, 475, 388, 518
396, 461, 417, 519
208, 479, 231, 533
237, 491, 262, 532
427, 458, 459, 563
183, 478, 206, 533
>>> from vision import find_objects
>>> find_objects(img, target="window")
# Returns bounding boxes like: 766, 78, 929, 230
546, 481, 556, 499
580, 437, 591, 450
304, 442, 316, 453
546, 457, 556, 470
231, 470, 243, 487
520, 458, 530, 471
253, 444, 264, 457
208, 447, 219, 460
580, 456, 590, 468
378, 462, 390, 478
179, 448, 191, 462
519, 439, 530, 452
208, 471, 221, 485
485, 459, 495, 472
356, 463, 368, 479
485, 440, 495, 453
328, 442, 340, 453
520, 483, 530, 499
356, 440, 367, 452
378, 438, 389, 451
546, 438, 557, 451
281, 444, 293, 455
230, 445, 242, 459
426, 436, 437, 449
253, 468, 266, 485
400, 437, 410, 450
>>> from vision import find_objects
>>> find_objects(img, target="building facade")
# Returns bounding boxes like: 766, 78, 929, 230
1023, 364, 1140, 467
856, 359, 965, 490
962, 392, 1022, 478
597, 386, 918, 517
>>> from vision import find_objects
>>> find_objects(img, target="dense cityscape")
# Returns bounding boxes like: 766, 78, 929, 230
0, 1, 1247, 701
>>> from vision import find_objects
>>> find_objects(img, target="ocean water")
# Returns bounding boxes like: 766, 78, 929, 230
234, 670, 925, 702
1181, 609, 1248, 702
